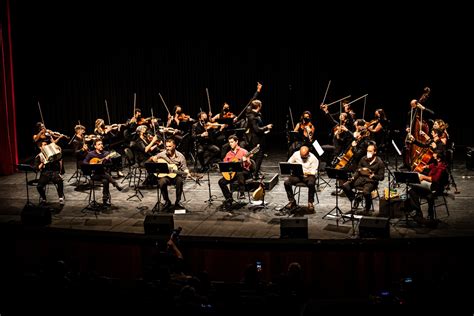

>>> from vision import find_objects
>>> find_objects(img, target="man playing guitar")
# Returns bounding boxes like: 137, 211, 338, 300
151, 138, 190, 211
218, 135, 257, 211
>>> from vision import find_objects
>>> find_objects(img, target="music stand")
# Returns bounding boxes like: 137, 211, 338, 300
80, 163, 106, 215
279, 162, 303, 177
322, 167, 350, 225
393, 171, 421, 225
145, 162, 170, 213
216, 117, 235, 126
18, 164, 37, 207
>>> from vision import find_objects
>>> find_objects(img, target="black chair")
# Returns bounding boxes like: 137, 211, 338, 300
293, 181, 319, 205
420, 185, 450, 219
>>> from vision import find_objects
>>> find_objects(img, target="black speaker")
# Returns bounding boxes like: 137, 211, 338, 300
21, 204, 52, 225
359, 216, 390, 238
144, 214, 174, 235
280, 217, 308, 239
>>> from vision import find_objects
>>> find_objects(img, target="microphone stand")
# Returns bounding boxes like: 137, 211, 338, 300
204, 168, 217, 207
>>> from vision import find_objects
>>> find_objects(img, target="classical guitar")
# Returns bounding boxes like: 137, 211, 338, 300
222, 144, 260, 181
89, 151, 121, 164
154, 158, 189, 179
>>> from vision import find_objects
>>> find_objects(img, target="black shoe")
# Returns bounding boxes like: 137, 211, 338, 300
115, 184, 124, 191
103, 200, 111, 207
224, 199, 233, 210
175, 201, 186, 210
238, 192, 246, 200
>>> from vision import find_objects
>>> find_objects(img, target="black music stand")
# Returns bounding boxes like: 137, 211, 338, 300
393, 171, 421, 225
322, 168, 350, 225
218, 162, 243, 206
80, 163, 106, 215
18, 164, 37, 207
279, 162, 303, 177
216, 117, 235, 126
145, 162, 169, 213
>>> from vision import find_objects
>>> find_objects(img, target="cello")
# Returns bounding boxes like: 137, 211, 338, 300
405, 87, 431, 169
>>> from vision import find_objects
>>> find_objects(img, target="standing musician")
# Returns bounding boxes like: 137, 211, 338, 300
341, 143, 384, 215
35, 141, 65, 205
289, 111, 316, 156
72, 124, 90, 166
218, 135, 254, 211
246, 99, 273, 179
83, 139, 124, 207
283, 146, 319, 213
151, 138, 189, 211
192, 112, 221, 172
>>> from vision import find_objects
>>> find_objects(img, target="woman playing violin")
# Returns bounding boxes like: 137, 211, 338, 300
33, 122, 67, 149
289, 111, 316, 156
211, 102, 236, 121
367, 108, 389, 152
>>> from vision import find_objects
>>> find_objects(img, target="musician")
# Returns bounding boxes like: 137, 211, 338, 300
342, 99, 356, 128
347, 119, 371, 169
407, 119, 449, 158
211, 102, 236, 121
83, 139, 123, 207
192, 112, 221, 172
283, 146, 319, 212
367, 109, 389, 152
134, 125, 162, 164
72, 124, 89, 166
289, 111, 316, 156
124, 108, 142, 140
35, 141, 65, 205
341, 143, 384, 215
32, 122, 64, 149
408, 151, 448, 221
246, 99, 273, 179
151, 138, 189, 211
218, 135, 254, 210
320, 105, 353, 165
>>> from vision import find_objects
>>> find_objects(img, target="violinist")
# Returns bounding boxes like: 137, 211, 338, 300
167, 105, 194, 129
211, 102, 236, 121
348, 119, 371, 169
342, 99, 356, 128
289, 111, 316, 156
367, 108, 389, 152
320, 105, 352, 165
133, 125, 162, 164
192, 112, 220, 172
33, 122, 66, 149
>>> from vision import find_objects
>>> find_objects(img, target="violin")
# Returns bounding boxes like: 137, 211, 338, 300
365, 118, 379, 129
84, 134, 102, 142
222, 111, 235, 119
205, 122, 226, 129
46, 130, 71, 140
177, 113, 194, 122
300, 122, 315, 140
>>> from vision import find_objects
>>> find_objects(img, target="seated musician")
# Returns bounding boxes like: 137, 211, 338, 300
407, 119, 449, 158
319, 106, 352, 165
289, 111, 315, 156
211, 102, 236, 121
192, 112, 221, 172
150, 138, 189, 211
35, 141, 65, 205
407, 151, 448, 222
218, 135, 254, 210
134, 125, 162, 163
283, 146, 319, 213
341, 143, 384, 215
83, 139, 124, 207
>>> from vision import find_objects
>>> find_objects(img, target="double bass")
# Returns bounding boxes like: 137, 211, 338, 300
404, 87, 432, 170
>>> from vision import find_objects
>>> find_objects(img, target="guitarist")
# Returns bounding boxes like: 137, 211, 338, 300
151, 138, 189, 211
83, 139, 124, 207
218, 135, 255, 211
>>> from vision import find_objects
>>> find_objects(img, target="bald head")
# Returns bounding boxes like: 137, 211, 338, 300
300, 146, 309, 159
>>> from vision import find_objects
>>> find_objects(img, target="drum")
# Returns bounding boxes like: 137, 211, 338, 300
41, 143, 62, 162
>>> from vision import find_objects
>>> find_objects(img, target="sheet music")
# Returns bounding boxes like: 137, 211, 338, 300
313, 139, 324, 157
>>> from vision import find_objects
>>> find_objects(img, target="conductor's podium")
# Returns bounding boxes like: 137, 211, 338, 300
230, 173, 279, 192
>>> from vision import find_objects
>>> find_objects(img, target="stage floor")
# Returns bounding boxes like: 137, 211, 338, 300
2, 150, 474, 240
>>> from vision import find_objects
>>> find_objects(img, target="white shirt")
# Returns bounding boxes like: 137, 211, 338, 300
288, 151, 319, 175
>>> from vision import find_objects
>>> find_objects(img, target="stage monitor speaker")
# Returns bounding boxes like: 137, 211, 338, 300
21, 204, 52, 226
359, 216, 390, 238
144, 214, 174, 235
280, 217, 308, 239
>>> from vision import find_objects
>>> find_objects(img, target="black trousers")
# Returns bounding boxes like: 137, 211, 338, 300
218, 171, 251, 200
284, 175, 316, 204
409, 183, 434, 219
342, 180, 376, 211
92, 173, 117, 202
37, 171, 64, 200
158, 175, 184, 203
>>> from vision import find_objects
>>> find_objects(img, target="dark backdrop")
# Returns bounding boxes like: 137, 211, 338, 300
10, 2, 474, 159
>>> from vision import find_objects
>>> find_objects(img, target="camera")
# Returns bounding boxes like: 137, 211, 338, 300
256, 261, 262, 272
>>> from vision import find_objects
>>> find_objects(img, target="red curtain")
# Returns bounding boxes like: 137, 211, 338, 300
0, 0, 18, 175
